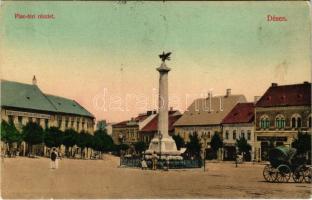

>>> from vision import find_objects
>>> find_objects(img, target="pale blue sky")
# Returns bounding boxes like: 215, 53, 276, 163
1, 1, 311, 122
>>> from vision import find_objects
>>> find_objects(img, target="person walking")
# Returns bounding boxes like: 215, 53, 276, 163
50, 148, 57, 169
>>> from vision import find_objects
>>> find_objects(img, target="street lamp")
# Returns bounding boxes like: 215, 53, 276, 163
201, 133, 209, 172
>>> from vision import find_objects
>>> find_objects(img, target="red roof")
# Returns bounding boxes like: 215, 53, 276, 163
141, 114, 182, 133
112, 113, 151, 128
256, 82, 311, 107
222, 103, 254, 124
134, 114, 149, 122
112, 120, 131, 128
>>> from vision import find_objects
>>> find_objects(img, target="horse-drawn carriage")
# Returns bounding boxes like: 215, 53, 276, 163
263, 146, 311, 183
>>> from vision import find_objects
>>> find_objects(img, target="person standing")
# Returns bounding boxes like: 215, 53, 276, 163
152, 151, 157, 170
50, 148, 57, 169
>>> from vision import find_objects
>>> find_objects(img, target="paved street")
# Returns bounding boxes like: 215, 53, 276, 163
1, 155, 311, 199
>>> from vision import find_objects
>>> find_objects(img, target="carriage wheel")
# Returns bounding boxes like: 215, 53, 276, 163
292, 166, 305, 183
303, 166, 312, 183
276, 165, 291, 183
263, 164, 278, 182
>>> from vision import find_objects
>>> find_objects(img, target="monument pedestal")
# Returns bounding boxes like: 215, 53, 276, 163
146, 136, 181, 156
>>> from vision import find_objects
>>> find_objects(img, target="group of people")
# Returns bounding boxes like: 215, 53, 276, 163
140, 151, 170, 170
50, 147, 61, 169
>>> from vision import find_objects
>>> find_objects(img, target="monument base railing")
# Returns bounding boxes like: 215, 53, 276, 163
120, 157, 202, 169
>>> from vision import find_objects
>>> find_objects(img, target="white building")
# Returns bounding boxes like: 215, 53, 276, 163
221, 103, 255, 161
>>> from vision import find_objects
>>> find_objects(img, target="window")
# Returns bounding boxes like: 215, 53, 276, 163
45, 119, 49, 128
8, 115, 14, 124
77, 121, 79, 129
291, 117, 296, 128
65, 120, 69, 128
281, 118, 285, 128
82, 122, 85, 129
225, 130, 229, 140
233, 130, 236, 140
247, 130, 251, 140
265, 119, 270, 128
291, 114, 302, 128
260, 115, 270, 129
36, 118, 40, 124
297, 117, 301, 128
28, 117, 32, 123
58, 120, 62, 128
275, 114, 285, 129
207, 132, 211, 138
241, 130, 245, 138
71, 121, 74, 127
309, 117, 312, 128
18, 116, 23, 125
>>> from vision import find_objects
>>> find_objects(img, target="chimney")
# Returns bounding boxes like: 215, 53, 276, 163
208, 91, 212, 99
32, 75, 37, 85
226, 89, 231, 97
271, 83, 278, 87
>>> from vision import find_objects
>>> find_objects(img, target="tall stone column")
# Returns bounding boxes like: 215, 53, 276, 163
157, 62, 171, 138
146, 52, 182, 157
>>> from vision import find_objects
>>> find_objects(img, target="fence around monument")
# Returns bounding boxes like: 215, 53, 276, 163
120, 157, 202, 169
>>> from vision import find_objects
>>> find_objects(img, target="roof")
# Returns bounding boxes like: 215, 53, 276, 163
1, 80, 94, 118
46, 94, 94, 118
141, 114, 182, 133
256, 82, 311, 107
1, 80, 57, 112
134, 114, 150, 122
222, 103, 254, 124
112, 120, 131, 128
174, 94, 246, 126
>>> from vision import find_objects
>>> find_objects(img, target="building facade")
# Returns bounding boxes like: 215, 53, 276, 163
254, 82, 311, 161
221, 103, 255, 161
174, 89, 247, 157
140, 110, 181, 144
1, 78, 95, 156
112, 111, 157, 145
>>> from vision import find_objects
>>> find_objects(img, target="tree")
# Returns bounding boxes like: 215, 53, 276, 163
85, 132, 94, 159
1, 120, 23, 155
22, 122, 44, 156
210, 132, 223, 157
186, 132, 201, 159
76, 131, 88, 158
292, 131, 311, 156
172, 134, 185, 150
44, 127, 63, 149
96, 120, 107, 131
92, 129, 114, 157
63, 129, 78, 157
134, 141, 147, 155
236, 137, 251, 161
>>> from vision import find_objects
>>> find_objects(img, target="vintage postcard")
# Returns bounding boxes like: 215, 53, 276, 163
0, 1, 311, 199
